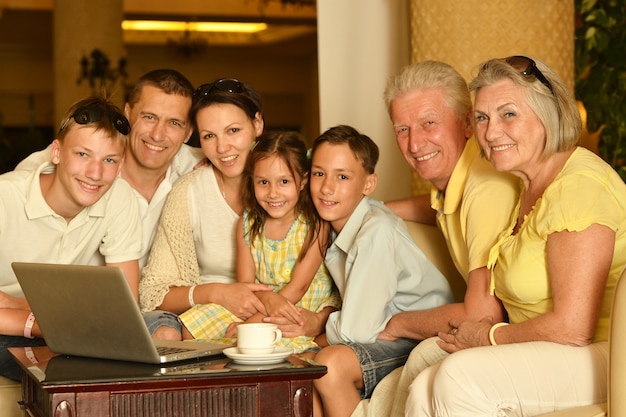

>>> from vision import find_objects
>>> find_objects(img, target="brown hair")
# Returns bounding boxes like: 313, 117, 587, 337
126, 69, 194, 108
57, 96, 129, 149
190, 79, 264, 132
311, 125, 379, 174
243, 130, 324, 261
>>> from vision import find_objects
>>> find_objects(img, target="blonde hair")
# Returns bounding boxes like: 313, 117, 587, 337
469, 57, 581, 158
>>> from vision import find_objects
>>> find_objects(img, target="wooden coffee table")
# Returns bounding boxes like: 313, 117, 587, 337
9, 346, 326, 417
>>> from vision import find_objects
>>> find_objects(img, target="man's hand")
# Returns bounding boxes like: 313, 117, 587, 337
263, 307, 325, 338
377, 314, 401, 341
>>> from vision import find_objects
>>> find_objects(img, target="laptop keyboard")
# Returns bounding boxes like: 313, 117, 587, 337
157, 346, 194, 355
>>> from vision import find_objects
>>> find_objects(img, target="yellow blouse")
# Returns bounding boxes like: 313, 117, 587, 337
488, 147, 626, 342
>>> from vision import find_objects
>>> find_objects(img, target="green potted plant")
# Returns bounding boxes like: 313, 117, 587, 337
575, 0, 626, 181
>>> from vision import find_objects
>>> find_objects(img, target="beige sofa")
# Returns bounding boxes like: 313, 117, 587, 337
1, 222, 621, 417
0, 375, 21, 417
354, 221, 625, 417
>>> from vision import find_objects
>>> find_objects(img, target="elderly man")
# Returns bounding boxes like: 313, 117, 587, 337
354, 61, 519, 417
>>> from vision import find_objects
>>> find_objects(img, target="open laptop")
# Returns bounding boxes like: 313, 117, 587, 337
12, 262, 231, 364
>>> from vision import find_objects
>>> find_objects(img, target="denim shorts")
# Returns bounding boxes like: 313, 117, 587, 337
142, 310, 182, 335
342, 337, 419, 399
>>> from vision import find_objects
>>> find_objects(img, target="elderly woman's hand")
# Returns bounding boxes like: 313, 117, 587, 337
436, 317, 493, 353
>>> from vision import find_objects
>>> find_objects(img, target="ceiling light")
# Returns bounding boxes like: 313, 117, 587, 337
121, 20, 268, 33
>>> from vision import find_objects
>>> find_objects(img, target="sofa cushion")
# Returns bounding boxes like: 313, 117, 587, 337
404, 221, 466, 302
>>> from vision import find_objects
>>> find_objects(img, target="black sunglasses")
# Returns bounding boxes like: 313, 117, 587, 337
504, 55, 554, 96
194, 78, 245, 100
59, 104, 131, 135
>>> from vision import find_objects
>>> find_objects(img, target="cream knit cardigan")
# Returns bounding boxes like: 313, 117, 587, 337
139, 171, 201, 312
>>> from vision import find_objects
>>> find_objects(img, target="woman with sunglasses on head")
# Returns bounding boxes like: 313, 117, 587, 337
405, 57, 626, 416
139, 79, 335, 342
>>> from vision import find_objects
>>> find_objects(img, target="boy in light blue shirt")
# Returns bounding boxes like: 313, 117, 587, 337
309, 125, 453, 417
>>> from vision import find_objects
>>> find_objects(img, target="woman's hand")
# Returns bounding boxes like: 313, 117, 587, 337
436, 317, 493, 353
214, 283, 272, 320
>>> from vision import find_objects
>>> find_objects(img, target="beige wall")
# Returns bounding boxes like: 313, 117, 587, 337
317, 0, 413, 202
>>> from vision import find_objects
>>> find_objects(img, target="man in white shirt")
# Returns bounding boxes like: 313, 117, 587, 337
17, 69, 205, 269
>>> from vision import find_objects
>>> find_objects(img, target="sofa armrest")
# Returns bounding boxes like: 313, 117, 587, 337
404, 221, 466, 303
608, 266, 626, 416
0, 376, 22, 417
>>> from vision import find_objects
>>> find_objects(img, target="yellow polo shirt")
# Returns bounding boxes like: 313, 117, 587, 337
431, 137, 519, 281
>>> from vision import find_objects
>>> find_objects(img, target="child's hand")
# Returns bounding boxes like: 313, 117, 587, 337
224, 322, 240, 338
224, 315, 263, 338
256, 292, 302, 325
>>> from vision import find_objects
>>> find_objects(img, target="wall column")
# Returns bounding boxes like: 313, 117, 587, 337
53, 0, 124, 129
317, 0, 412, 202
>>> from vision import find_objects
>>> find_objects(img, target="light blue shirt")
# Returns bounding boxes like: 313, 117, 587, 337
324, 197, 454, 344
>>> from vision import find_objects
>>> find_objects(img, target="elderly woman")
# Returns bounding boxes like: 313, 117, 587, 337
406, 56, 626, 416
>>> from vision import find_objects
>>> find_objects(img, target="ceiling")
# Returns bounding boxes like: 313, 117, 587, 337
0, 0, 317, 48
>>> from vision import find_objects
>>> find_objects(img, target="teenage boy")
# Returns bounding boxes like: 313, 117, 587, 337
308, 125, 454, 417
0, 96, 142, 379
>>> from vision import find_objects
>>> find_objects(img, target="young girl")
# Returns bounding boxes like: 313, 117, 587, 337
180, 130, 338, 354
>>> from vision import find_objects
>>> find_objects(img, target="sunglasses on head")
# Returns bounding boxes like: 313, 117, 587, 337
194, 78, 245, 100
503, 55, 554, 96
59, 104, 131, 135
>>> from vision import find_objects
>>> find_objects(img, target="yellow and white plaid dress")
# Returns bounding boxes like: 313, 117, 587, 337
180, 211, 337, 353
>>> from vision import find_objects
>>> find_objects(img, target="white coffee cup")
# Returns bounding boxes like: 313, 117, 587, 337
236, 323, 282, 354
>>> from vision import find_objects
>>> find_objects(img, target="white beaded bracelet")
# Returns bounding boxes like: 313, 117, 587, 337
188, 285, 197, 308
488, 322, 509, 345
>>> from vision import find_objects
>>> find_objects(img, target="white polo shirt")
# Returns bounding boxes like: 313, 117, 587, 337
0, 162, 142, 297
15, 144, 205, 268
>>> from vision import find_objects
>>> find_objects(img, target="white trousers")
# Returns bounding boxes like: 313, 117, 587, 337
406, 341, 608, 417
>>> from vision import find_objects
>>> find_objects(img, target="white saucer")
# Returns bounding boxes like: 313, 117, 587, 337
223, 347, 293, 365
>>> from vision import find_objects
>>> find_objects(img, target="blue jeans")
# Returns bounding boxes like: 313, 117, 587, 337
142, 310, 182, 335
342, 338, 419, 399
0, 335, 46, 381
